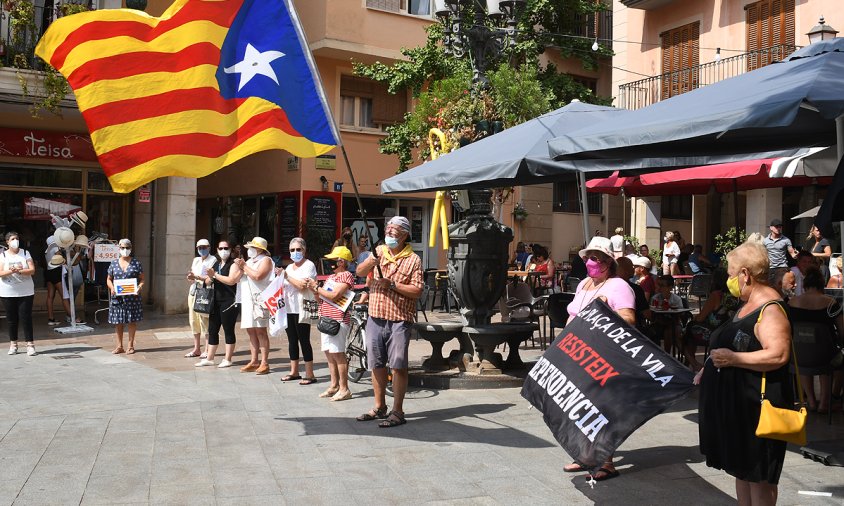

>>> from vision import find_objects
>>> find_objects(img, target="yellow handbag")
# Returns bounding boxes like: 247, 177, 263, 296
754, 306, 807, 446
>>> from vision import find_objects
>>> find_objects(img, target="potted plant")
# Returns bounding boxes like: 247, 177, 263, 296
513, 202, 529, 221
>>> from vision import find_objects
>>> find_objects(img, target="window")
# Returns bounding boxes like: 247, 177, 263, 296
365, 0, 431, 17
553, 182, 602, 214
661, 195, 692, 220
745, 0, 795, 70
660, 22, 699, 100
339, 75, 406, 131
571, 75, 598, 96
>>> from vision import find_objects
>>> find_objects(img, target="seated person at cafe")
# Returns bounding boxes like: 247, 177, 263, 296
688, 244, 712, 274
633, 256, 656, 301
679, 269, 737, 371
650, 275, 685, 352
530, 245, 557, 293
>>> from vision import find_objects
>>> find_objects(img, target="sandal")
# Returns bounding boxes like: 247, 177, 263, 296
356, 406, 389, 421
378, 410, 406, 428
588, 466, 620, 482
184, 351, 201, 358
563, 462, 587, 473
126, 348, 136, 355
112, 347, 125, 354
319, 388, 339, 398
299, 377, 317, 385
330, 390, 352, 402
281, 374, 302, 382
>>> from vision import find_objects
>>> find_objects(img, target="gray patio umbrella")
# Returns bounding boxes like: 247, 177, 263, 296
380, 101, 627, 194
548, 38, 844, 170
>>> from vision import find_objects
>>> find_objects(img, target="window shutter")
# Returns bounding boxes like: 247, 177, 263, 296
660, 22, 700, 99
746, 0, 795, 70
372, 85, 406, 125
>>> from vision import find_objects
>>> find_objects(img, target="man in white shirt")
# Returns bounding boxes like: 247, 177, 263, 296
185, 239, 217, 358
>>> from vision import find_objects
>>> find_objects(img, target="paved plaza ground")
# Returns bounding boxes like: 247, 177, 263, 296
0, 310, 842, 505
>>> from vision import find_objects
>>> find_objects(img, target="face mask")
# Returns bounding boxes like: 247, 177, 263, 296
8, 239, 18, 250
197, 248, 209, 257
247, 248, 258, 259
326, 261, 338, 271
291, 251, 304, 262
344, 233, 352, 240
218, 249, 230, 260
727, 275, 742, 298
120, 248, 131, 258
585, 258, 606, 278
385, 236, 399, 248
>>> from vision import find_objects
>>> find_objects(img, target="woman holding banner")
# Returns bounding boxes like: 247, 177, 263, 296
563, 236, 636, 481
308, 246, 354, 402
698, 241, 792, 505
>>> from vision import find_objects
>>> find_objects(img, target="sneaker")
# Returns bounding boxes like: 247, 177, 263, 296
218, 359, 233, 368
26, 345, 36, 357
47, 319, 59, 326
7, 344, 17, 355
195, 359, 215, 367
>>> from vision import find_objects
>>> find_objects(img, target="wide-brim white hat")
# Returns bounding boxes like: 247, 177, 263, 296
579, 236, 616, 262
74, 235, 89, 248
70, 211, 88, 228
53, 227, 75, 248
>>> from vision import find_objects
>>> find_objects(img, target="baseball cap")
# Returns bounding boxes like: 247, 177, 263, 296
770, 218, 783, 227
196, 238, 210, 247
325, 246, 353, 262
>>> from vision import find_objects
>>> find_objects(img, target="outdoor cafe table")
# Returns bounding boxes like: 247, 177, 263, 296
672, 274, 694, 298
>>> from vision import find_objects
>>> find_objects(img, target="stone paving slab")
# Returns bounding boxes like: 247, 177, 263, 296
0, 313, 840, 504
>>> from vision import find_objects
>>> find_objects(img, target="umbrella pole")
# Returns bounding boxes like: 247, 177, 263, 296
732, 179, 739, 231
578, 171, 591, 244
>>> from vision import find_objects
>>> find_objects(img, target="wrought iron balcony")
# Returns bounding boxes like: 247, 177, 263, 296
1, 1, 93, 70
617, 44, 798, 110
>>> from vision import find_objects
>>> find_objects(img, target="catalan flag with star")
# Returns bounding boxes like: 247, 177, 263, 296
36, 0, 339, 193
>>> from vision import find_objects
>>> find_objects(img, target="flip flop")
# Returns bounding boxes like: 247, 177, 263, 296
184, 351, 201, 358
281, 374, 302, 382
299, 377, 317, 385
588, 467, 620, 482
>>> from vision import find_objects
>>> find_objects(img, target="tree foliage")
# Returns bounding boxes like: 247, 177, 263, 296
353, 0, 614, 172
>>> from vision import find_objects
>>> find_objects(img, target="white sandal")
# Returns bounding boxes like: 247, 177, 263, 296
7, 343, 18, 355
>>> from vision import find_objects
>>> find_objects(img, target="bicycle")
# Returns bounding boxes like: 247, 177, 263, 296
344, 291, 393, 396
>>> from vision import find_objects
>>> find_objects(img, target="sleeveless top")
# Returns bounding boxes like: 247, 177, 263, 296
698, 300, 793, 485
213, 259, 236, 304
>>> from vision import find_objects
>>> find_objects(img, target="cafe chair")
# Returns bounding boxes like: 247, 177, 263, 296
431, 271, 457, 313
499, 281, 548, 349
417, 284, 430, 322
688, 273, 713, 310
791, 319, 838, 425
545, 292, 575, 348
565, 276, 581, 293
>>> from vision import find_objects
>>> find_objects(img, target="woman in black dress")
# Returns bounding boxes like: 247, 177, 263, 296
199, 241, 242, 368
698, 241, 793, 505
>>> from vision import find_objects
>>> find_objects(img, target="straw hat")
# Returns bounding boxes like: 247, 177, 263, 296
49, 254, 66, 266
53, 227, 75, 248
325, 246, 353, 262
244, 237, 269, 253
579, 236, 615, 262
73, 234, 89, 249
70, 211, 88, 229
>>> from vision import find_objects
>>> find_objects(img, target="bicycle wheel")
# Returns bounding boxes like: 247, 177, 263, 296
385, 367, 394, 397
346, 321, 367, 383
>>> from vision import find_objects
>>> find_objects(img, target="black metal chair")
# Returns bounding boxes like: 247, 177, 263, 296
416, 284, 430, 322
688, 273, 713, 309
546, 292, 575, 347
499, 281, 548, 349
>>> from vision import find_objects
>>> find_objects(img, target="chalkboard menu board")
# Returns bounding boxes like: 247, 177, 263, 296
301, 191, 342, 259
278, 192, 299, 254
306, 196, 337, 230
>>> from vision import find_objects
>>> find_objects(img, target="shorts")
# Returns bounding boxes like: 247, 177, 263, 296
188, 291, 210, 335
365, 317, 412, 370
45, 266, 62, 285
321, 321, 350, 353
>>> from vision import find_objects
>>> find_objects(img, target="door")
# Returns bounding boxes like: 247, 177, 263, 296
398, 201, 428, 268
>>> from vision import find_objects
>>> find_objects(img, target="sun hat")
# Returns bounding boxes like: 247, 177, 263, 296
49, 254, 66, 266
244, 236, 269, 253
579, 236, 615, 262
73, 234, 89, 248
53, 227, 75, 248
70, 211, 88, 228
387, 216, 412, 239
196, 238, 210, 247
633, 256, 652, 269
325, 246, 353, 262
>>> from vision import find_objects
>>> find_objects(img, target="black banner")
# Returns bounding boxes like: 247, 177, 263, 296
521, 299, 694, 473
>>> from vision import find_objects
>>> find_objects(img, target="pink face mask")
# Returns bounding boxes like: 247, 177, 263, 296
586, 258, 606, 278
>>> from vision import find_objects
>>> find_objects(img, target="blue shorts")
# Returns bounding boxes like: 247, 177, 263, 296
365, 317, 411, 370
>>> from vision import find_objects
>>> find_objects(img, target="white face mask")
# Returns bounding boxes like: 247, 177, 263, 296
120, 248, 131, 257
8, 239, 19, 250
218, 249, 230, 260
247, 247, 258, 259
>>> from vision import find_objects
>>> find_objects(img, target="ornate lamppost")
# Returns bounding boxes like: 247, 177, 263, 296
434, 0, 525, 88
806, 16, 839, 44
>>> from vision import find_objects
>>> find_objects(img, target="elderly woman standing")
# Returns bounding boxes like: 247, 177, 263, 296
698, 241, 792, 505
197, 240, 242, 368
563, 236, 635, 481
236, 237, 274, 375
1, 232, 36, 356
185, 238, 217, 359
281, 237, 318, 384
662, 231, 681, 275
106, 238, 144, 354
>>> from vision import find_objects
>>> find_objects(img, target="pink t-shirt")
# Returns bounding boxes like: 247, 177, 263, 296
567, 277, 636, 318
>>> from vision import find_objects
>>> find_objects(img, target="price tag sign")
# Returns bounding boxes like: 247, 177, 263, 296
93, 243, 119, 262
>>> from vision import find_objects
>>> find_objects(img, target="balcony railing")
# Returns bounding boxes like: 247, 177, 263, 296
617, 44, 798, 110
366, 0, 432, 17
1, 1, 93, 70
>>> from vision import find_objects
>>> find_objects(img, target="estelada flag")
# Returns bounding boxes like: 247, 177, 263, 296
521, 299, 695, 474
35, 0, 339, 193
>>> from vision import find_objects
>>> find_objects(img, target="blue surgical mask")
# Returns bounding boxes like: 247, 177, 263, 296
291, 251, 304, 262
385, 236, 399, 248
197, 248, 209, 257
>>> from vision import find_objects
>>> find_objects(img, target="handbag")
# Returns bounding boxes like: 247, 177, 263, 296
754, 303, 807, 446
192, 283, 214, 315
317, 316, 341, 336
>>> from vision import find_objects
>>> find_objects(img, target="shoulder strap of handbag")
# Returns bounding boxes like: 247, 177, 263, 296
757, 300, 803, 406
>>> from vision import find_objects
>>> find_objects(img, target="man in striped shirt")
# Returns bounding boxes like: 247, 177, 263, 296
355, 216, 423, 427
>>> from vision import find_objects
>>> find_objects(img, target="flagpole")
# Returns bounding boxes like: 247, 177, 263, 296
286, 0, 382, 276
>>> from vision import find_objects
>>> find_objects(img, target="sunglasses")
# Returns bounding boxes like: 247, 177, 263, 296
290, 247, 303, 252
217, 247, 230, 251
586, 255, 605, 263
